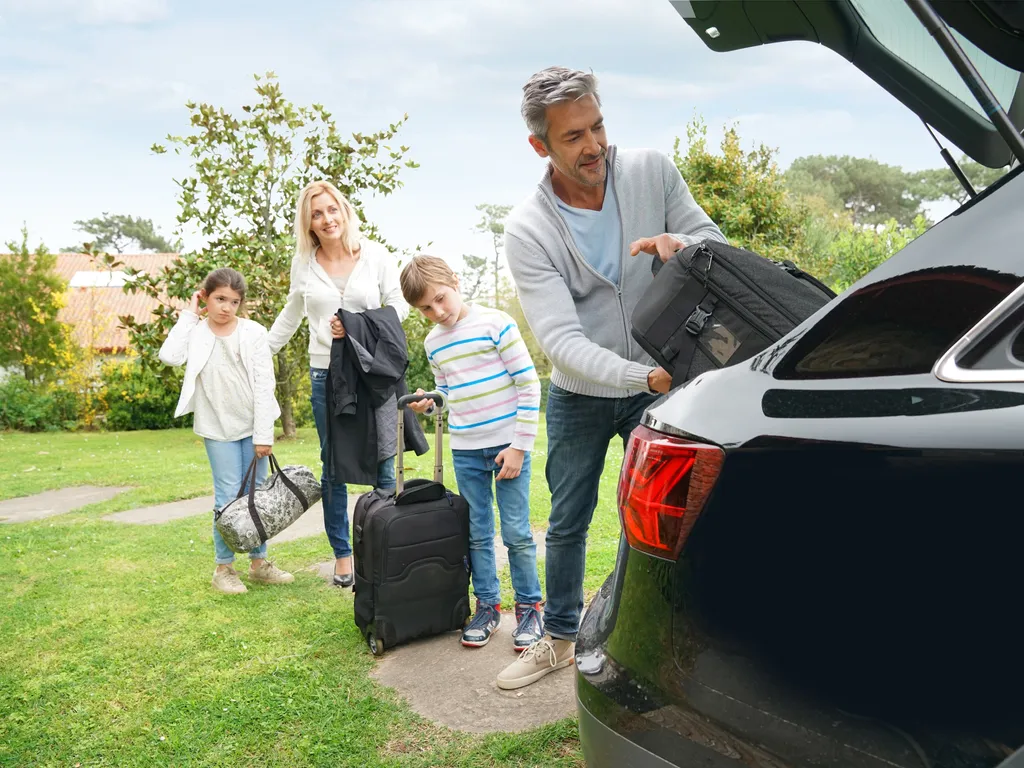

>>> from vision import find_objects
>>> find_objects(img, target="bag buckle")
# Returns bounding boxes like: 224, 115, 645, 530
684, 305, 712, 335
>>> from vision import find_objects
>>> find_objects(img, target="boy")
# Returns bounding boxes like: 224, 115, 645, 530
400, 254, 544, 651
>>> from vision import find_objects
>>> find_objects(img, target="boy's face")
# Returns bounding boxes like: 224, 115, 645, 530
415, 280, 464, 328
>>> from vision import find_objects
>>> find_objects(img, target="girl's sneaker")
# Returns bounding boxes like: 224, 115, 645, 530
212, 567, 247, 594
461, 600, 501, 647
512, 602, 544, 652
249, 561, 294, 585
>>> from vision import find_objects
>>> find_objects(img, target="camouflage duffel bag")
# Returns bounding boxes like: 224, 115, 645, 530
215, 454, 322, 553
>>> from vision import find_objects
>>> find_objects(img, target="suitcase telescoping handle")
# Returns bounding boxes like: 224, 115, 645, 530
396, 391, 446, 494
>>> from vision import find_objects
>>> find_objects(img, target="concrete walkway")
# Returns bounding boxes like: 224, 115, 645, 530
103, 495, 214, 524
0, 486, 132, 524
371, 611, 575, 733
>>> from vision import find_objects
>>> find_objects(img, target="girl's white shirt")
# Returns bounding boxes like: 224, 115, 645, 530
158, 312, 280, 446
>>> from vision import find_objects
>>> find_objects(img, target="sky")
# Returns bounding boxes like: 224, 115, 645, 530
0, 0, 972, 264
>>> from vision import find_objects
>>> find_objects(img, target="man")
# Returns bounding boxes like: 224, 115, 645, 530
496, 66, 726, 690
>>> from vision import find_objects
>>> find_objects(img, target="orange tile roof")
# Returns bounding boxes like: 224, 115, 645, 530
53, 253, 184, 353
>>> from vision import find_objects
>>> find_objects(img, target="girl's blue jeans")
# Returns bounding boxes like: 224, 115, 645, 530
204, 436, 268, 565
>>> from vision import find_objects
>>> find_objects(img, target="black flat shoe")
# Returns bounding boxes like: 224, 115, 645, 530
333, 572, 354, 588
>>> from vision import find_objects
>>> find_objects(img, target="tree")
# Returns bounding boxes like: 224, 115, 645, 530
912, 154, 1008, 206
64, 214, 180, 253
474, 203, 512, 309
459, 253, 490, 302
785, 155, 925, 227
0, 228, 75, 384
674, 117, 805, 261
118, 72, 417, 437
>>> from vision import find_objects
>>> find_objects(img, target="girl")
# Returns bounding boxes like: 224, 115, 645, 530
268, 180, 409, 588
159, 267, 294, 595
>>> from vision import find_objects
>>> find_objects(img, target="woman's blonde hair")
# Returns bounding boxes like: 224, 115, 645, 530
293, 180, 361, 257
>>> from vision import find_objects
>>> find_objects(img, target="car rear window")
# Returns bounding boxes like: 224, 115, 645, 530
775, 267, 1020, 379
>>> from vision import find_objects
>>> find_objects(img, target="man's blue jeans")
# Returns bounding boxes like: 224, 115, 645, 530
543, 383, 658, 641
310, 368, 396, 559
204, 436, 269, 565
452, 444, 542, 607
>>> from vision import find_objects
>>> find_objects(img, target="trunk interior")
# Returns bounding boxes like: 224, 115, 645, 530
677, 442, 1024, 765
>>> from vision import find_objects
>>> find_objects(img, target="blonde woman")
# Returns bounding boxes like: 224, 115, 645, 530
268, 180, 409, 588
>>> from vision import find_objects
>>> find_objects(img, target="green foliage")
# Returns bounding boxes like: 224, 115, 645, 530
785, 155, 925, 227
0, 376, 81, 432
795, 215, 930, 293
99, 359, 191, 431
119, 72, 417, 437
402, 309, 435, 396
0, 228, 75, 385
911, 154, 1008, 205
673, 117, 804, 261
63, 213, 180, 254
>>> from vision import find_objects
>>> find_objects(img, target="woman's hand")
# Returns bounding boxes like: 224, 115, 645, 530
330, 314, 345, 338
494, 447, 525, 481
188, 289, 205, 316
254, 444, 272, 459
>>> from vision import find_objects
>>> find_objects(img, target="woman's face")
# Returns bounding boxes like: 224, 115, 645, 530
309, 192, 344, 244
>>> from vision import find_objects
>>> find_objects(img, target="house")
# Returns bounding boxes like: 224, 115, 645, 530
54, 253, 182, 356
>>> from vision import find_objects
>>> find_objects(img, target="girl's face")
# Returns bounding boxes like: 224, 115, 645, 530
204, 285, 242, 328
309, 192, 344, 245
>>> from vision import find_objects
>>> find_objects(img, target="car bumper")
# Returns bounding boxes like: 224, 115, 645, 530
576, 684, 678, 768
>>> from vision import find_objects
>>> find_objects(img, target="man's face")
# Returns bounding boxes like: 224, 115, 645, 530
529, 94, 607, 188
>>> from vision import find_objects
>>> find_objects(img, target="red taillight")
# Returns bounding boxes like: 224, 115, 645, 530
617, 425, 724, 561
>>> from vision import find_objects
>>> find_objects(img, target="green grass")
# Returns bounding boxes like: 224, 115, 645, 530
0, 422, 627, 767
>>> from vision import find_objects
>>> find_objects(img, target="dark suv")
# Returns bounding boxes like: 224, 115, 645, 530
576, 2, 1024, 767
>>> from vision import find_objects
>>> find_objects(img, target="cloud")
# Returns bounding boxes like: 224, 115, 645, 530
0, 0, 167, 25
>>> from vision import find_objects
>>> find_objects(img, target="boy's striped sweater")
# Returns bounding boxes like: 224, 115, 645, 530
424, 303, 541, 452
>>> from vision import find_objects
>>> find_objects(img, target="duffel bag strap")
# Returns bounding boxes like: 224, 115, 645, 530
266, 454, 311, 512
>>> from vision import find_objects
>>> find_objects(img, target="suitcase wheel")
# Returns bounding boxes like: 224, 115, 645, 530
366, 627, 385, 657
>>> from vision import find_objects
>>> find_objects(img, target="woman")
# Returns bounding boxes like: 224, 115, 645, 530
268, 180, 409, 587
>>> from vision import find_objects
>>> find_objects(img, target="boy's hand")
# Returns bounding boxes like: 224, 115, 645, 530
494, 447, 525, 481
406, 388, 433, 414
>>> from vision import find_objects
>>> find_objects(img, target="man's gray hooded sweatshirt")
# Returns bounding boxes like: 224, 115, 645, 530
504, 145, 727, 399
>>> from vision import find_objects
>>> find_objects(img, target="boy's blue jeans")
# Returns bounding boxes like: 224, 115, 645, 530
451, 444, 542, 607
542, 383, 658, 642
310, 367, 396, 559
204, 436, 269, 565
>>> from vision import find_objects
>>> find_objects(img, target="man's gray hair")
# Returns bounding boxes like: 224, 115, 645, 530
520, 66, 601, 144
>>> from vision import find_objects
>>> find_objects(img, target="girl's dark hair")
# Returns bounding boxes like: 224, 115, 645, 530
202, 268, 247, 302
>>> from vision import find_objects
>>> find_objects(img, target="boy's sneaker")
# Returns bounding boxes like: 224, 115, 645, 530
512, 602, 544, 652
212, 567, 247, 595
249, 561, 294, 585
461, 600, 501, 648
496, 635, 575, 690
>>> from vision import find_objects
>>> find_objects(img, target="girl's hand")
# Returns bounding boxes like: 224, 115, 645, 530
188, 290, 203, 316
254, 444, 272, 459
494, 447, 525, 481
330, 314, 345, 338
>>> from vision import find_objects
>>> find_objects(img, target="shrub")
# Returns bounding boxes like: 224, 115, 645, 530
0, 376, 81, 431
99, 359, 191, 431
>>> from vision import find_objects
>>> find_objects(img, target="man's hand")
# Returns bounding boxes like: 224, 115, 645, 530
330, 314, 346, 339
647, 367, 672, 395
406, 388, 433, 414
254, 444, 272, 459
629, 234, 691, 264
494, 447, 525, 481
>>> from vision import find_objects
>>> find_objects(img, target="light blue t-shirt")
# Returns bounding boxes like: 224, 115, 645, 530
555, 170, 622, 286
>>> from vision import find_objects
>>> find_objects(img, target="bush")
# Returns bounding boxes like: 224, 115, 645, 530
0, 376, 81, 431
99, 359, 191, 431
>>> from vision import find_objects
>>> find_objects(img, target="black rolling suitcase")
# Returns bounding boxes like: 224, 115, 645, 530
352, 392, 471, 656
631, 239, 836, 387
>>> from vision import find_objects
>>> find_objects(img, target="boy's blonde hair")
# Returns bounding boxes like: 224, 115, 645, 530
400, 254, 459, 306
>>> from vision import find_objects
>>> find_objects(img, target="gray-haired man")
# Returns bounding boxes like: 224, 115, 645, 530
497, 66, 726, 690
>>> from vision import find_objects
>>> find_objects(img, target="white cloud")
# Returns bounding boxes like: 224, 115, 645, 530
0, 0, 167, 25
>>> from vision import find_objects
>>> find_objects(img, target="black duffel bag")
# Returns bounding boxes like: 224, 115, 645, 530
632, 240, 836, 386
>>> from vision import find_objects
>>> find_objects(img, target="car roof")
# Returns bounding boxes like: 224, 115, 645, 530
669, 0, 1024, 168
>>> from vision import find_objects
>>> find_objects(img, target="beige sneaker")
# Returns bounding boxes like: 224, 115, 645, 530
496, 635, 575, 690
249, 561, 294, 585
212, 567, 247, 595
